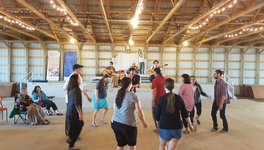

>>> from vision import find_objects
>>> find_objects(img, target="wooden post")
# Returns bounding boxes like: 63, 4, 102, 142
43, 45, 48, 80
224, 48, 229, 75
7, 43, 12, 82
25, 44, 29, 76
160, 45, 164, 66
192, 48, 196, 76
59, 44, 64, 81
255, 49, 260, 85
208, 47, 213, 84
95, 45, 99, 75
176, 46, 180, 82
240, 48, 245, 85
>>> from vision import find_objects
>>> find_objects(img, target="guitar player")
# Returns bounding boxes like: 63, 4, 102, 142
147, 60, 167, 82
103, 61, 119, 87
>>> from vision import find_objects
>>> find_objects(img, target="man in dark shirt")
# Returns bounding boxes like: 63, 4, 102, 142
129, 68, 140, 93
211, 70, 229, 132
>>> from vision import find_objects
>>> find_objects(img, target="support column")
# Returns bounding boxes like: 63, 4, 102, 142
224, 48, 229, 75
176, 46, 180, 82
208, 47, 213, 84
25, 44, 29, 79
255, 49, 260, 85
95, 45, 99, 75
7, 43, 12, 82
192, 48, 196, 76
240, 49, 245, 85
160, 45, 164, 66
59, 44, 65, 81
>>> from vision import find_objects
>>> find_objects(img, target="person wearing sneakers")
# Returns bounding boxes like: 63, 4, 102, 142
91, 75, 109, 127
211, 70, 230, 132
155, 78, 193, 150
178, 74, 194, 134
66, 74, 84, 150
190, 76, 211, 125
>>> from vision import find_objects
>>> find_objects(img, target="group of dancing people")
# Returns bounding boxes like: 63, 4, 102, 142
64, 63, 230, 150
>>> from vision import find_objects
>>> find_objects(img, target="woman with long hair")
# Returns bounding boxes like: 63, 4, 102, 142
91, 75, 109, 127
32, 85, 62, 115
155, 78, 193, 150
111, 77, 148, 150
190, 76, 211, 125
66, 74, 84, 150
178, 74, 195, 134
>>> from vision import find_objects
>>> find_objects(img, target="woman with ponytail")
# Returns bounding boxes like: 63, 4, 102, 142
155, 78, 193, 150
111, 77, 148, 150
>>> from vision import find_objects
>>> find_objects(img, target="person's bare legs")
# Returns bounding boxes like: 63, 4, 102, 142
127, 146, 136, 150
100, 107, 108, 123
159, 137, 168, 150
116, 146, 125, 150
167, 138, 181, 150
92, 109, 100, 126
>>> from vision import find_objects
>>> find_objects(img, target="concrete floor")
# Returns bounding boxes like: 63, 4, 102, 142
0, 87, 264, 150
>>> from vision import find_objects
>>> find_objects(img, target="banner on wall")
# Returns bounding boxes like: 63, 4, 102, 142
64, 52, 77, 80
46, 51, 60, 81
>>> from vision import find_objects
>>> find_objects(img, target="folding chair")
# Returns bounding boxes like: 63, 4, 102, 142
10, 94, 29, 125
0, 96, 8, 122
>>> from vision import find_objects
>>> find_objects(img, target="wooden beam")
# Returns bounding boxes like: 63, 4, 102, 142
56, 0, 96, 43
0, 9, 57, 40
146, 0, 184, 44
208, 46, 213, 83
240, 49, 245, 84
255, 50, 260, 84
8, 43, 12, 82
163, 0, 232, 44
190, 2, 264, 44
16, 0, 74, 40
232, 36, 262, 45
59, 44, 64, 81
0, 21, 44, 44
99, 0, 114, 43
197, 18, 264, 44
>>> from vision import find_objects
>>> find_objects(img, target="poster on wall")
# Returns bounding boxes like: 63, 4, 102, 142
64, 52, 77, 80
46, 51, 60, 81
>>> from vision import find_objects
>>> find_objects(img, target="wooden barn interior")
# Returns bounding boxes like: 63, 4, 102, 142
0, 0, 264, 150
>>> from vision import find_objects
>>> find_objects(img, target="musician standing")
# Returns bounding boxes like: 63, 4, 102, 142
138, 49, 145, 75
105, 61, 119, 88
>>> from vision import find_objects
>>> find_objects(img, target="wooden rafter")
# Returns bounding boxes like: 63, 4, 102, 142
55, 0, 96, 43
16, 0, 74, 40
163, 0, 232, 44
187, 2, 264, 43
99, 0, 114, 43
146, 0, 184, 44
0, 9, 57, 40
233, 36, 264, 45
216, 27, 264, 45
197, 18, 264, 44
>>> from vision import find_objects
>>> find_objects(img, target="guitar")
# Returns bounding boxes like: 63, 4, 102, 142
147, 64, 168, 76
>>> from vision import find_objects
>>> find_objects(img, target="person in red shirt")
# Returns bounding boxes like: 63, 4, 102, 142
151, 67, 166, 131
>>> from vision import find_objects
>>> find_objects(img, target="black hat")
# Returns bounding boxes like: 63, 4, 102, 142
72, 64, 84, 70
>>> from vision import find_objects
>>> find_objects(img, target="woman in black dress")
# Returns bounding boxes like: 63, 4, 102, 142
66, 74, 84, 150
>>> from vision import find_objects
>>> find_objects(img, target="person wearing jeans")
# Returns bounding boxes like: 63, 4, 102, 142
211, 70, 230, 132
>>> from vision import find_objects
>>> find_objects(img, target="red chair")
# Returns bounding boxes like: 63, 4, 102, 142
0, 96, 8, 122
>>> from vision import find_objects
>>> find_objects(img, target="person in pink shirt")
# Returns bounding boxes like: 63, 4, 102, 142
178, 74, 194, 134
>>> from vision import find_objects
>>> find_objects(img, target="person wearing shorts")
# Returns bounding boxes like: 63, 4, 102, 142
155, 78, 193, 150
91, 75, 109, 127
111, 77, 148, 149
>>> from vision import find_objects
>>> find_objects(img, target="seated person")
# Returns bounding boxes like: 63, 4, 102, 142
103, 61, 119, 88
127, 63, 140, 74
129, 68, 140, 93
32, 85, 63, 115
17, 89, 50, 125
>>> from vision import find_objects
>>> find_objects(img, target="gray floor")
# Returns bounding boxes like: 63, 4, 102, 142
0, 87, 264, 150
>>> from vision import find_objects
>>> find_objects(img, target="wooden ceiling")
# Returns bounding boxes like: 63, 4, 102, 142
0, 0, 264, 48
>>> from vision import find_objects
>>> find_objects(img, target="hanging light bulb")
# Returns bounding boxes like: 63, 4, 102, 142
183, 41, 189, 46
129, 37, 134, 45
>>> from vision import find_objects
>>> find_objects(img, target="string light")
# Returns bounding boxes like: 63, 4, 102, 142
222, 25, 264, 39
130, 0, 144, 29
129, 37, 134, 45
49, 0, 78, 26
183, 41, 189, 46
0, 14, 35, 30
189, 0, 239, 30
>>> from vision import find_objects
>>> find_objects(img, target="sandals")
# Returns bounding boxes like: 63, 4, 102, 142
100, 119, 108, 124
